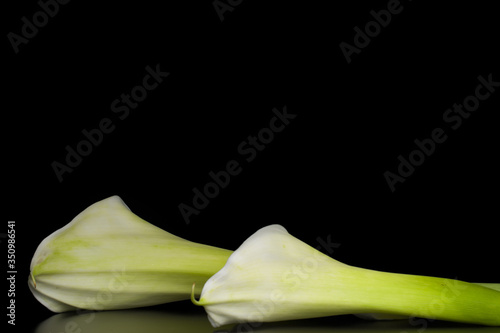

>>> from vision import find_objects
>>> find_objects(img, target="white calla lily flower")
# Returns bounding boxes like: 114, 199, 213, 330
29, 196, 232, 312
192, 225, 500, 327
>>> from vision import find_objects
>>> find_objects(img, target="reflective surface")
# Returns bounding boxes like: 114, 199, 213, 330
35, 309, 500, 333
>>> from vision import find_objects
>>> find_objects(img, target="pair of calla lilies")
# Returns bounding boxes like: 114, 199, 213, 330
30, 196, 500, 327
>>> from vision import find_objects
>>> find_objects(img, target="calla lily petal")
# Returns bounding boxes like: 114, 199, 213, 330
29, 196, 232, 312
193, 225, 500, 327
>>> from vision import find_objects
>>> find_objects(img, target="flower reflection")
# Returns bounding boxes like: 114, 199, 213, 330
35, 309, 499, 333
35, 308, 213, 333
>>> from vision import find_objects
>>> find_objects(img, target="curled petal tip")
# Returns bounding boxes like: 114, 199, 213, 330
191, 283, 202, 306
30, 272, 36, 288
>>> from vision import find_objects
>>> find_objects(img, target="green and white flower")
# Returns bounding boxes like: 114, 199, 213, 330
192, 225, 500, 327
29, 196, 232, 312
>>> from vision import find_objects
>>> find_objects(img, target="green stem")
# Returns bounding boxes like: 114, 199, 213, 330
358, 282, 500, 321
329, 265, 500, 326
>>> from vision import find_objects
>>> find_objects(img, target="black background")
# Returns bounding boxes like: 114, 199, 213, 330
4, 1, 499, 332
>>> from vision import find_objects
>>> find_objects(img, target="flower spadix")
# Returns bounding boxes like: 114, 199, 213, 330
192, 225, 500, 327
29, 196, 231, 312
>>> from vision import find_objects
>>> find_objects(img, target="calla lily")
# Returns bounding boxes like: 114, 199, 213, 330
29, 195, 232, 312
192, 225, 500, 327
